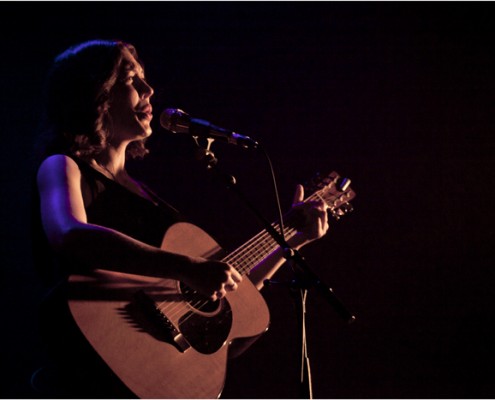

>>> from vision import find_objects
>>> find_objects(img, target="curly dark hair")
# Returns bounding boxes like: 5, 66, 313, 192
38, 39, 149, 160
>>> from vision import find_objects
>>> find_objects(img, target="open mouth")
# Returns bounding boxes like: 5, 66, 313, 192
136, 111, 153, 121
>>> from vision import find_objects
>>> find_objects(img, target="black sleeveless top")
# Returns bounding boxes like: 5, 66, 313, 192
75, 157, 182, 248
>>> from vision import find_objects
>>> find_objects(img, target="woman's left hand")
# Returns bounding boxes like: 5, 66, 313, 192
290, 184, 330, 244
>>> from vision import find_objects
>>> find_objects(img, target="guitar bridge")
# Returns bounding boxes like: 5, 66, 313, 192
134, 290, 191, 352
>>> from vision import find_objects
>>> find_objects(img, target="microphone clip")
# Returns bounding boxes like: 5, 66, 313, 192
193, 136, 218, 168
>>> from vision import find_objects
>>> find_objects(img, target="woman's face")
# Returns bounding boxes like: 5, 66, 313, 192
107, 48, 154, 145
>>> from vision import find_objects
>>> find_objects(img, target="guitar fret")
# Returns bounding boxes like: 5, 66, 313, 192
224, 223, 297, 275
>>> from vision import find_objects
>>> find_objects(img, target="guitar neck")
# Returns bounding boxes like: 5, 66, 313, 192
220, 172, 355, 276
221, 189, 326, 276
222, 220, 298, 276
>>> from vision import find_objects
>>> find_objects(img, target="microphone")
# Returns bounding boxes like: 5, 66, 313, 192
160, 108, 258, 149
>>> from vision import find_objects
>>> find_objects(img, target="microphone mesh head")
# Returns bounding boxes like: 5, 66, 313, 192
159, 108, 190, 133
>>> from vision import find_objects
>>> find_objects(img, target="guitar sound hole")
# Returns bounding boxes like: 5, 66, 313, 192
178, 282, 233, 354
179, 282, 220, 314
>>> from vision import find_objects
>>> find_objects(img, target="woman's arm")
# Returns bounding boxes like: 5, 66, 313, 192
247, 184, 330, 290
37, 154, 241, 300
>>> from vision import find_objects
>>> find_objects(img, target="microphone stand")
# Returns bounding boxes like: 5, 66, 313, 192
194, 140, 355, 399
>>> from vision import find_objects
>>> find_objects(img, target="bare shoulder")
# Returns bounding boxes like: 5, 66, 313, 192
37, 154, 82, 188
38, 154, 80, 173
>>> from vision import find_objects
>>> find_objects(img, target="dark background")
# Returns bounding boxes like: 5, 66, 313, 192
1, 2, 494, 398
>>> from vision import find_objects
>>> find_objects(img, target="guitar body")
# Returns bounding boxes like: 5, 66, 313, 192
68, 222, 270, 399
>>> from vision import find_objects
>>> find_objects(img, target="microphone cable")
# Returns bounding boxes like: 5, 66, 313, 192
257, 142, 286, 242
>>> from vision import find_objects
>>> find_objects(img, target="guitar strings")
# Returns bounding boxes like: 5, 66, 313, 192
153, 211, 298, 315
153, 189, 337, 323
154, 224, 298, 322
153, 221, 297, 323
154, 187, 343, 327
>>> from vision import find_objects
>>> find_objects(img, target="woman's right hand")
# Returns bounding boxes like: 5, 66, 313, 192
178, 258, 243, 301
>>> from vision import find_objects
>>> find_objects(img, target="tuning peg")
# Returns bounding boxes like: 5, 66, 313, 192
337, 177, 351, 192
330, 203, 354, 221
330, 210, 341, 221
340, 203, 354, 214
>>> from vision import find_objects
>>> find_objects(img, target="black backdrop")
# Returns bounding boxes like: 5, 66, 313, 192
1, 2, 494, 398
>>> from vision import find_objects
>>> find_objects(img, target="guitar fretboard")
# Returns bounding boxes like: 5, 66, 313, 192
221, 185, 344, 275
223, 222, 298, 276
221, 173, 355, 276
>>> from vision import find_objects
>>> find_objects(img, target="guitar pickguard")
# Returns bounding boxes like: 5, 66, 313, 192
178, 301, 232, 354
132, 283, 233, 355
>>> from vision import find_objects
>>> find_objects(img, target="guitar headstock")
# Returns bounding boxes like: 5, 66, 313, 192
304, 171, 356, 220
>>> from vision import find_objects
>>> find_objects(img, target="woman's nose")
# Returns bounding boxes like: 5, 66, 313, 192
139, 78, 154, 98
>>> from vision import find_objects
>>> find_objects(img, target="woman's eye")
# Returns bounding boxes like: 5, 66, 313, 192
120, 74, 134, 84
120, 72, 146, 86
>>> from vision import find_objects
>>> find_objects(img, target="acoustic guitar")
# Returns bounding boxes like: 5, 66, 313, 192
68, 171, 355, 398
